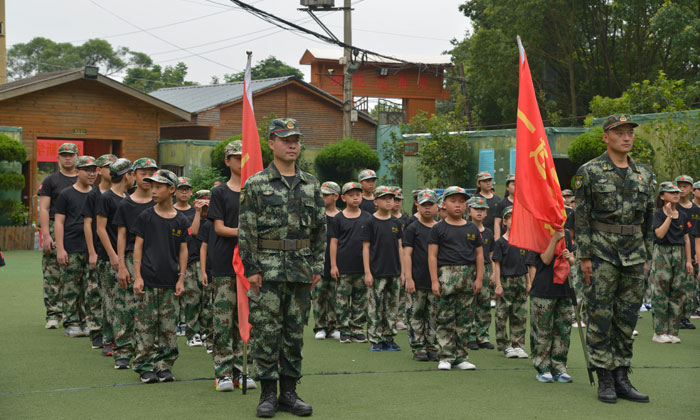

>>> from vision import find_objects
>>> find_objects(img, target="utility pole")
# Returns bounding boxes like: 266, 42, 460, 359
0, 0, 6, 84
342, 0, 352, 139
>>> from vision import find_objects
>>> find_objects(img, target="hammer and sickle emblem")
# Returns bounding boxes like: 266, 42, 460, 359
529, 138, 548, 179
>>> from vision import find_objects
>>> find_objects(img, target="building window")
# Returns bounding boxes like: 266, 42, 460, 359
162, 165, 184, 176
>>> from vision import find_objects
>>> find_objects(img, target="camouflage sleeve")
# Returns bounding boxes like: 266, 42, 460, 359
310, 180, 326, 276
239, 180, 262, 277
641, 173, 655, 260
574, 166, 593, 259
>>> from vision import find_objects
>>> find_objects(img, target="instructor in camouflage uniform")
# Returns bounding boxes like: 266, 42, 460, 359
575, 114, 653, 404
239, 118, 326, 418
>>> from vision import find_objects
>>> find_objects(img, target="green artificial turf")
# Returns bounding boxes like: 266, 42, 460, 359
1, 250, 698, 419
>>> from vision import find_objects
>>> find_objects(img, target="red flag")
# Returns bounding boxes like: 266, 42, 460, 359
510, 37, 569, 283
233, 52, 264, 343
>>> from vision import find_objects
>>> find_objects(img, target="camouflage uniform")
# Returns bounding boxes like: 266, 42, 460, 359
182, 261, 206, 339
60, 253, 87, 327
529, 296, 574, 375
366, 277, 400, 343
239, 159, 326, 381
495, 274, 528, 351
336, 273, 367, 335
649, 244, 686, 336
470, 264, 493, 342
311, 276, 337, 333
132, 288, 179, 373
96, 259, 117, 345
436, 265, 477, 364
575, 147, 654, 370
84, 263, 103, 338
42, 220, 63, 321
406, 289, 438, 354
113, 253, 138, 361
212, 274, 245, 377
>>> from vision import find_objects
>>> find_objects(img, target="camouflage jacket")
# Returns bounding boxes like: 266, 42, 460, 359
239, 162, 326, 282
574, 152, 655, 266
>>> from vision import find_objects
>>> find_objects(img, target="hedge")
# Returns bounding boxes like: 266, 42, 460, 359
0, 134, 27, 163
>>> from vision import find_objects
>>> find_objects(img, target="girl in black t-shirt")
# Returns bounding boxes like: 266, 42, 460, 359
493, 175, 515, 239
649, 182, 693, 344
467, 197, 496, 350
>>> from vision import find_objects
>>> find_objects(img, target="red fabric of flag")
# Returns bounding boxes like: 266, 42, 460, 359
510, 37, 569, 284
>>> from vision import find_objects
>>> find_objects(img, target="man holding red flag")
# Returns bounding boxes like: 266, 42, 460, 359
239, 118, 326, 418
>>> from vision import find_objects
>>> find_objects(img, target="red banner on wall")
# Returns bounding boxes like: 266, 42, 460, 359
37, 139, 84, 162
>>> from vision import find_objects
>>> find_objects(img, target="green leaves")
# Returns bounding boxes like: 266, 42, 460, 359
222, 56, 304, 83
0, 134, 28, 163
315, 138, 380, 184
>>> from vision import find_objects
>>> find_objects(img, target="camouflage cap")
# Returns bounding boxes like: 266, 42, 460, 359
437, 195, 445, 209
177, 176, 192, 188
224, 140, 243, 157
358, 169, 377, 182
58, 142, 78, 155
501, 206, 513, 218
269, 118, 302, 138
145, 169, 178, 187
675, 175, 694, 185
375, 185, 396, 199
416, 189, 438, 205
562, 189, 574, 197
468, 196, 489, 209
392, 187, 404, 200
411, 186, 427, 199
476, 171, 493, 182
505, 174, 515, 184
194, 189, 211, 200
95, 154, 117, 167
110, 158, 133, 176
658, 181, 681, 193
442, 186, 470, 200
602, 113, 638, 131
694, 181, 700, 190
76, 155, 97, 168
132, 157, 158, 170
321, 181, 341, 195
341, 181, 362, 194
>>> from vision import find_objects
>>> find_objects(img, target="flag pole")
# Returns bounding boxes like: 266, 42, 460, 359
242, 340, 248, 394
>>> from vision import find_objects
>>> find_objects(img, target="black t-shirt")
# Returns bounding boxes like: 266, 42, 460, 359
197, 219, 213, 278
38, 171, 77, 220
54, 186, 90, 253
324, 214, 336, 278
82, 187, 104, 255
405, 214, 419, 228
329, 210, 373, 274
113, 195, 155, 252
494, 197, 513, 221
479, 226, 495, 265
474, 192, 502, 233
358, 215, 402, 278
527, 230, 577, 299
402, 220, 433, 289
207, 184, 240, 277
132, 207, 190, 289
492, 236, 528, 276
360, 197, 376, 214
564, 206, 575, 231
678, 203, 699, 257
395, 213, 409, 231
177, 206, 199, 265
95, 189, 124, 260
652, 208, 688, 245
428, 221, 483, 267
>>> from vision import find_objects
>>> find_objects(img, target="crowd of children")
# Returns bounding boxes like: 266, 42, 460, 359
39, 140, 700, 392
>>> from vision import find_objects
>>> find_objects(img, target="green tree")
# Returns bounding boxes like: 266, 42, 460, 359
221, 56, 304, 83
314, 138, 380, 184
647, 116, 700, 179
568, 127, 655, 168
379, 131, 404, 186
123, 61, 197, 93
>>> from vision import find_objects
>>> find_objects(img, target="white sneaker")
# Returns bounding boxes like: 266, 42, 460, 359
187, 334, 204, 347
437, 361, 451, 370
215, 376, 234, 392
668, 335, 681, 343
64, 325, 83, 337
572, 322, 579, 328
639, 305, 648, 312
455, 360, 476, 370
395, 321, 407, 330
632, 330, 639, 337
236, 373, 257, 389
515, 347, 529, 359
504, 347, 518, 358
652, 334, 671, 343
45, 319, 59, 329
490, 299, 496, 308
314, 330, 327, 340
329, 330, 341, 340
81, 326, 90, 336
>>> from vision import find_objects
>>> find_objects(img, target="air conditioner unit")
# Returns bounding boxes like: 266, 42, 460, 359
300, 0, 335, 7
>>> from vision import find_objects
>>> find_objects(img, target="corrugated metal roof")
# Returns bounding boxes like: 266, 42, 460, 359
149, 76, 294, 113
301, 48, 452, 66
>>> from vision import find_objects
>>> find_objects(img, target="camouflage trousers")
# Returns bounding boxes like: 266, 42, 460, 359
96, 259, 116, 345
113, 253, 138, 361
180, 262, 209, 340
60, 253, 87, 328
529, 296, 574, 375
312, 275, 337, 333
366, 277, 399, 344
248, 281, 310, 380
650, 244, 687, 336
495, 274, 528, 351
393, 286, 408, 324
335, 273, 367, 335
212, 276, 244, 378
42, 220, 62, 321
470, 264, 493, 342
406, 289, 438, 354
584, 256, 644, 370
84, 262, 103, 338
436, 265, 476, 364
132, 287, 179, 373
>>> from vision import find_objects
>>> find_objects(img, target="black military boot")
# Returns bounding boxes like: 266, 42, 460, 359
278, 376, 312, 416
595, 368, 617, 404
256, 380, 278, 418
613, 367, 650, 403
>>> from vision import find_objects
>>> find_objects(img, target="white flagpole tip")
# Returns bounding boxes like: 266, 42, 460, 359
516, 36, 525, 65
246, 51, 252, 56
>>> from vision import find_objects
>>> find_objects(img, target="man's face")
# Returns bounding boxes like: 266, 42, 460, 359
603, 124, 635, 154
678, 182, 692, 199
176, 186, 193, 203
225, 154, 242, 175
341, 189, 362, 207
58, 153, 77, 170
268, 135, 300, 163
360, 179, 376, 194
78, 166, 97, 185
135, 168, 156, 191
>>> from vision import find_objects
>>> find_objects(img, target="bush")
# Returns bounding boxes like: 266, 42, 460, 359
0, 200, 29, 226
189, 166, 222, 199
0, 173, 25, 190
314, 138, 380, 184
0, 134, 27, 163
568, 127, 655, 168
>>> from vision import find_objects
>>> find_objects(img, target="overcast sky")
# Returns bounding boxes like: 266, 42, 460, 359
6, 0, 470, 85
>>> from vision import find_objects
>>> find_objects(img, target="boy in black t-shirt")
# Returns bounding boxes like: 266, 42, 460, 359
493, 174, 515, 240
312, 182, 341, 340
330, 182, 372, 343
55, 156, 97, 339
492, 207, 531, 359
467, 196, 496, 350
360, 186, 404, 351
403, 189, 439, 361
358, 169, 377, 213
194, 190, 214, 353
132, 169, 189, 384
428, 186, 484, 371
391, 187, 409, 330
96, 158, 133, 364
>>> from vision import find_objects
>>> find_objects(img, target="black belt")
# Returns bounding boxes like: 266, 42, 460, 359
258, 239, 310, 251
591, 221, 641, 235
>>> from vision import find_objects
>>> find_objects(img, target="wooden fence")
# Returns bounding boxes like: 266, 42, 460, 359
0, 226, 35, 250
